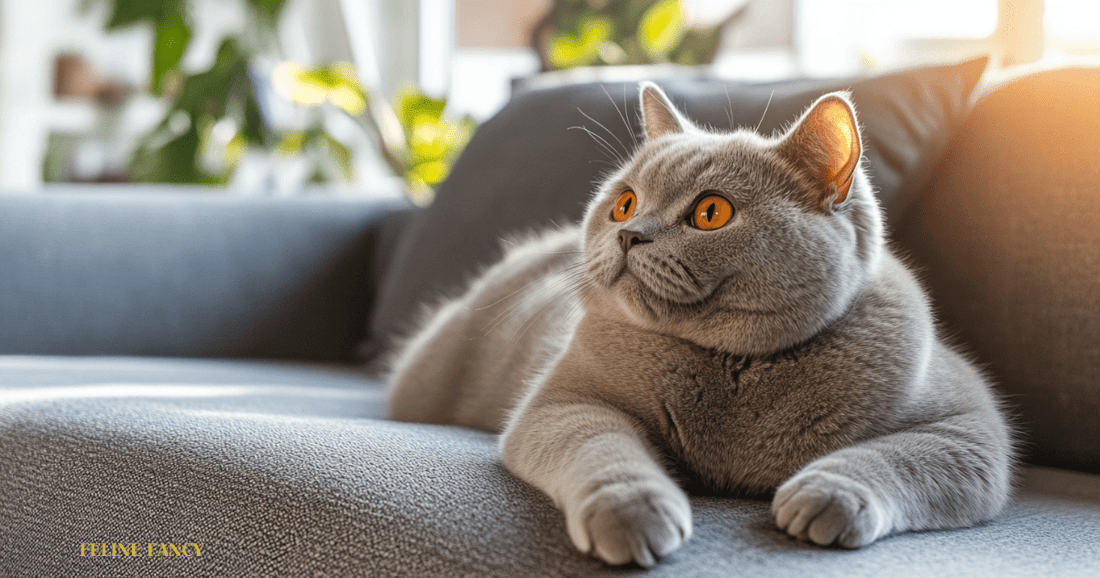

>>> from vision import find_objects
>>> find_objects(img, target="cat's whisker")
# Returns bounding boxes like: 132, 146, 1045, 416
475, 282, 541, 312
589, 159, 621, 171
724, 85, 734, 130
503, 302, 553, 351
498, 237, 585, 257
497, 270, 586, 351
474, 256, 582, 313
522, 250, 586, 257
515, 273, 585, 337
576, 107, 629, 161
602, 85, 638, 149
755, 90, 775, 133
586, 130, 625, 165
623, 85, 639, 146
479, 271, 572, 332
480, 264, 585, 334
480, 280, 558, 333
481, 296, 537, 335
569, 126, 624, 164
568, 125, 618, 160
562, 296, 588, 329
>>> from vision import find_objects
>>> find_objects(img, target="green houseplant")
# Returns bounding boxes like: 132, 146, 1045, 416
80, 0, 474, 204
531, 0, 746, 71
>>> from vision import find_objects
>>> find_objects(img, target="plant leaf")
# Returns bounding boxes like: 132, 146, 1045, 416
152, 15, 191, 96
397, 92, 441, 127
548, 16, 611, 69
245, 0, 288, 23
173, 39, 248, 118
322, 133, 354, 180
638, 0, 685, 58
241, 90, 268, 146
105, 0, 164, 29
131, 125, 204, 183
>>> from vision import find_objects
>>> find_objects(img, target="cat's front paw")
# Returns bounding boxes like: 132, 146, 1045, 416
773, 470, 890, 548
568, 481, 692, 567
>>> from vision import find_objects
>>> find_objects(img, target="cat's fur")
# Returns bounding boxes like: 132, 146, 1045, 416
387, 82, 1014, 567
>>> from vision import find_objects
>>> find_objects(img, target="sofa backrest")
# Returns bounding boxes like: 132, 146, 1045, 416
892, 67, 1100, 474
0, 191, 410, 361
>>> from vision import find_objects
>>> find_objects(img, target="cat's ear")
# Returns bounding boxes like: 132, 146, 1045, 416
639, 81, 692, 140
777, 92, 862, 207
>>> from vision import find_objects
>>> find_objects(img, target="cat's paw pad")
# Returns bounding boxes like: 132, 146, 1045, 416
772, 470, 889, 548
568, 482, 692, 567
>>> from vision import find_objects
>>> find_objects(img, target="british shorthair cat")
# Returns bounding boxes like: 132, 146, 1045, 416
387, 81, 1013, 567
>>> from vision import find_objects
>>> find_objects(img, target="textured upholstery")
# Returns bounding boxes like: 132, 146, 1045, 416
3, 64, 1100, 577
366, 58, 987, 357
892, 68, 1100, 474
2, 356, 1098, 577
0, 191, 409, 361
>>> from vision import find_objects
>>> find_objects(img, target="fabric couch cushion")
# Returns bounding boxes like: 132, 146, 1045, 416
365, 58, 988, 360
3, 355, 1099, 577
0, 192, 408, 362
892, 67, 1100, 474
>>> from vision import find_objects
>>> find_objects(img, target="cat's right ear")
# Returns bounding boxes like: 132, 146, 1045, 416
639, 81, 690, 141
776, 92, 862, 209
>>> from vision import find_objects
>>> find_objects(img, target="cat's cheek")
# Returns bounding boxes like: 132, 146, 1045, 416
612, 276, 658, 326
589, 247, 626, 290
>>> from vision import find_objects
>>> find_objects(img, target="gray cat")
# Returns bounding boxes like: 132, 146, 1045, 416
387, 82, 1014, 567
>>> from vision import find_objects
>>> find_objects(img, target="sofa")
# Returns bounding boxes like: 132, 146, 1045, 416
2, 60, 1098, 577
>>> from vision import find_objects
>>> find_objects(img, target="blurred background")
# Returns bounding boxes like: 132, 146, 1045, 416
0, 0, 1095, 201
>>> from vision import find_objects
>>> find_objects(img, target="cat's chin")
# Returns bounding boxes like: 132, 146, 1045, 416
604, 273, 826, 355
604, 274, 658, 323
610, 272, 710, 325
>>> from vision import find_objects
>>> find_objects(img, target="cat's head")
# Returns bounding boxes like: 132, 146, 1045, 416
579, 82, 884, 355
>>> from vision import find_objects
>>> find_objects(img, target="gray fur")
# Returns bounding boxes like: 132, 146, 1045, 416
388, 81, 1014, 566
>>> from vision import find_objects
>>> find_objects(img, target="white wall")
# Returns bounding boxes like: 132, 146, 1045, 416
0, 0, 103, 190
0, 0, 411, 192
0, 0, 250, 191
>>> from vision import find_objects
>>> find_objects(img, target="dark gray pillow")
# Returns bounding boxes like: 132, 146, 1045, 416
365, 58, 988, 363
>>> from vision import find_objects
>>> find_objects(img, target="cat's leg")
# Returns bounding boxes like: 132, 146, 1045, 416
772, 410, 1012, 548
501, 396, 692, 567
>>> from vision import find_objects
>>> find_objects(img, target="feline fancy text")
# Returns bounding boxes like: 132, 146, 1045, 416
79, 542, 204, 557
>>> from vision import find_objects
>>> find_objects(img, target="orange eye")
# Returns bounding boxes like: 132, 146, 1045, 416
691, 195, 733, 230
612, 190, 637, 222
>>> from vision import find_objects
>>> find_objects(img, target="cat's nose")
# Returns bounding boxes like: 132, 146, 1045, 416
618, 229, 652, 253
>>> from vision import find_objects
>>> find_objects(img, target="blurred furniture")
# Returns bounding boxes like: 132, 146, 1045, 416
2, 61, 1099, 576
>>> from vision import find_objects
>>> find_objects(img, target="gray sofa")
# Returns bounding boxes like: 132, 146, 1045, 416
3, 62, 1099, 577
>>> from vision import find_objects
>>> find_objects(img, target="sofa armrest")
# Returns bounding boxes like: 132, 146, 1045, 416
0, 189, 414, 361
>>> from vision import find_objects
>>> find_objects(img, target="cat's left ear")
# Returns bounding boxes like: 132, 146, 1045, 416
639, 81, 694, 140
777, 92, 862, 208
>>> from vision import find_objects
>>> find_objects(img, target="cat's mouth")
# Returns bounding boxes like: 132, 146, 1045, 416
618, 271, 789, 332
617, 263, 719, 310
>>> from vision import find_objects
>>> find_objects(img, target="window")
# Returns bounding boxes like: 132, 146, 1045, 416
796, 0, 998, 75
1046, 0, 1100, 57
